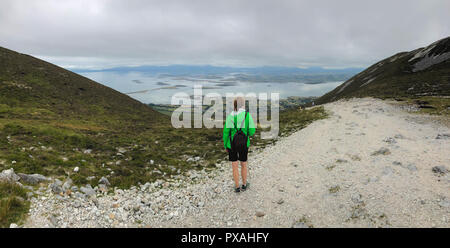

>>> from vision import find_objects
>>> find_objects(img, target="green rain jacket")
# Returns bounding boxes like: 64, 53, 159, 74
223, 108, 256, 149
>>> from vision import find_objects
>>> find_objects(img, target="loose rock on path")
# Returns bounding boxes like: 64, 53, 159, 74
23, 98, 450, 228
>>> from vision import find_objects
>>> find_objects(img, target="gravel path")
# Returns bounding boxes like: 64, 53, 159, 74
24, 98, 450, 228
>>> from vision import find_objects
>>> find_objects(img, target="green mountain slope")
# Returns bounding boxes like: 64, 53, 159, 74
316, 36, 450, 104
0, 46, 213, 188
0, 46, 165, 130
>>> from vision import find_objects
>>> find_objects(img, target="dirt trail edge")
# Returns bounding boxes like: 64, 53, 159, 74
25, 98, 450, 228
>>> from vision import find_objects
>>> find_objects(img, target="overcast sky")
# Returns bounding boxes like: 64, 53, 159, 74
0, 0, 449, 69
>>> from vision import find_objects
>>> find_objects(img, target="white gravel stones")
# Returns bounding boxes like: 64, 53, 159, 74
23, 98, 450, 228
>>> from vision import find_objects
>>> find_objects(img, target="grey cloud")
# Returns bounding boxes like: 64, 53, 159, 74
0, 0, 449, 69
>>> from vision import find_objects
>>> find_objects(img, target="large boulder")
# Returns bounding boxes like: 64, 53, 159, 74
80, 185, 96, 196
17, 173, 50, 185
0, 168, 20, 183
50, 179, 63, 194
62, 178, 73, 192
98, 176, 110, 186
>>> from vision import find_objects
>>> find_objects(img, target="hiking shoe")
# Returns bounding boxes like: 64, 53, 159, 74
241, 182, 249, 191
235, 187, 241, 193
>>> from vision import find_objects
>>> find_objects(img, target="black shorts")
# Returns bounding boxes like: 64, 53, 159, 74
227, 147, 248, 162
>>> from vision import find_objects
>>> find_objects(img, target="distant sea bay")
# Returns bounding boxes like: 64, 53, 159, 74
80, 71, 343, 104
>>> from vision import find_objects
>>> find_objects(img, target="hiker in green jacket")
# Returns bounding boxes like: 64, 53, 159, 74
223, 97, 256, 193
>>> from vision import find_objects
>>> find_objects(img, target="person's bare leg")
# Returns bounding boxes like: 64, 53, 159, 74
232, 161, 240, 188
240, 161, 247, 186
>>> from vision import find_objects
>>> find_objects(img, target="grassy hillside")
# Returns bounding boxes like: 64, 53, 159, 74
316, 37, 450, 104
0, 47, 165, 128
0, 181, 29, 227
0, 46, 328, 190
0, 46, 221, 188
